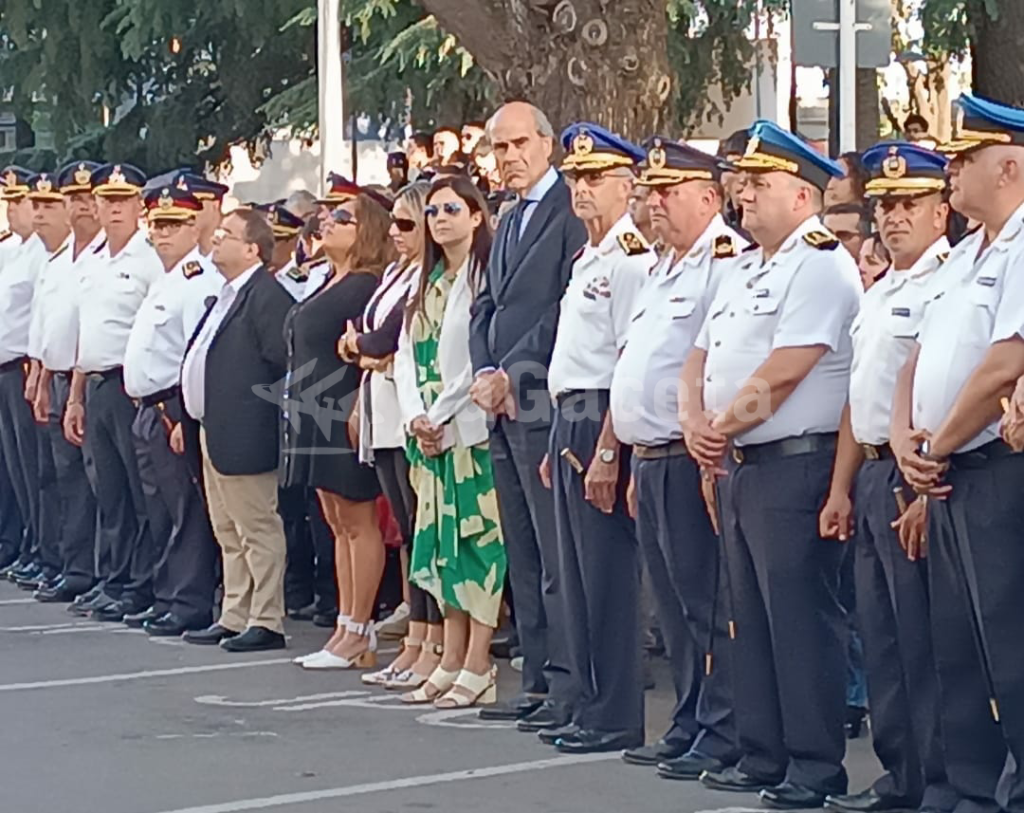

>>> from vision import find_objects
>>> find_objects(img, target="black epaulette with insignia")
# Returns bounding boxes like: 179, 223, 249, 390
287, 265, 309, 282
803, 230, 839, 250
936, 252, 950, 265
93, 239, 108, 254
182, 260, 203, 279
618, 232, 650, 256
0, 230, 11, 243
713, 234, 737, 259
49, 244, 69, 262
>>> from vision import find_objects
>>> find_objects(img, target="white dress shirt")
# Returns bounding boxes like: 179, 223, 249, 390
696, 215, 862, 446
611, 215, 745, 446
849, 236, 949, 445
548, 213, 654, 399
34, 231, 107, 372
181, 264, 260, 421
77, 229, 164, 372
124, 248, 223, 398
913, 201, 1024, 452
275, 258, 330, 303
516, 165, 560, 237
0, 232, 45, 365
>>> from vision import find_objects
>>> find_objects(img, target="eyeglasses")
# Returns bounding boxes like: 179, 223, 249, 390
424, 202, 464, 218
329, 209, 358, 226
213, 228, 245, 243
390, 216, 417, 233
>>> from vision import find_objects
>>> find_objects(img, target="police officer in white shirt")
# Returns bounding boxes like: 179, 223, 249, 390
31, 162, 103, 604
120, 183, 222, 637
541, 123, 653, 755
819, 143, 956, 813
612, 138, 744, 776
0, 168, 50, 586
178, 174, 228, 258
680, 120, 862, 805
894, 95, 1024, 813
64, 163, 164, 624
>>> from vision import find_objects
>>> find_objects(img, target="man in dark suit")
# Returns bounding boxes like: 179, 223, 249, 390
180, 209, 294, 652
469, 101, 587, 731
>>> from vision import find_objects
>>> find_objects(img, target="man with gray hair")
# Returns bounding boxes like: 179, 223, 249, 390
284, 189, 317, 220
469, 101, 587, 732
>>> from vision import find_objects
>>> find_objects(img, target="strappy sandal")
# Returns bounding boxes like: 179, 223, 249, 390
363, 635, 422, 686
400, 664, 459, 704
386, 641, 441, 690
434, 665, 498, 709
302, 620, 377, 670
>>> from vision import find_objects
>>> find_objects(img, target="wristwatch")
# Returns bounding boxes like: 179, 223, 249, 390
598, 448, 617, 464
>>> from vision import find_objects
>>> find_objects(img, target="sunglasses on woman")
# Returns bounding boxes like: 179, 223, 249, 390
329, 209, 358, 226
390, 216, 417, 233
424, 202, 464, 218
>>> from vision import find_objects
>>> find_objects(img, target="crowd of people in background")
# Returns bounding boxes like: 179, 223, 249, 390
4, 91, 1024, 813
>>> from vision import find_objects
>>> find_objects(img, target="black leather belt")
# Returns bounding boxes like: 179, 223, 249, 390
634, 439, 689, 460
732, 432, 838, 465
861, 442, 893, 461
951, 440, 1017, 469
87, 366, 123, 382
0, 357, 27, 374
137, 386, 179, 410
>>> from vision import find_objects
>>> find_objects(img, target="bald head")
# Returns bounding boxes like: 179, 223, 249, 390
487, 102, 556, 193
949, 143, 1024, 225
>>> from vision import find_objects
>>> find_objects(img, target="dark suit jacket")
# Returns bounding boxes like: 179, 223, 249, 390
184, 267, 293, 477
469, 172, 587, 425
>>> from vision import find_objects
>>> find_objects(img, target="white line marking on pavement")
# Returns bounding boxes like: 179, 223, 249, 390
415, 707, 515, 730
0, 658, 291, 693
154, 732, 279, 741
692, 808, 765, 813
0, 622, 86, 632
42, 624, 119, 635
195, 691, 365, 708
0, 597, 35, 605
143, 753, 617, 813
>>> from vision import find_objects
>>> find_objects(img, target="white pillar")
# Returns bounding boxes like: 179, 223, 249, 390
318, 0, 346, 192
838, 0, 857, 151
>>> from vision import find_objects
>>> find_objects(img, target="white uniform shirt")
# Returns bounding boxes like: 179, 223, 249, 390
849, 237, 950, 445
611, 215, 745, 446
123, 249, 223, 398
35, 232, 107, 372
181, 263, 261, 421
27, 235, 61, 361
0, 232, 45, 365
913, 201, 1024, 452
275, 258, 330, 302
548, 214, 655, 399
696, 215, 862, 446
77, 230, 164, 372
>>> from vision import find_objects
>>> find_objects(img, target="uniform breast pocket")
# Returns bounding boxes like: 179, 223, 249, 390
669, 299, 696, 320
887, 308, 918, 339
744, 293, 781, 316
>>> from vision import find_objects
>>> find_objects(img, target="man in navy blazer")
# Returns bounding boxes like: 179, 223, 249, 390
470, 101, 587, 732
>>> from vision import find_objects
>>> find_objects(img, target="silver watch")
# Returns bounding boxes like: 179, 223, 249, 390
598, 448, 617, 464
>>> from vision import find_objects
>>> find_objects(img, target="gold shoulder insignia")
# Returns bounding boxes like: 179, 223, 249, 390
803, 230, 839, 251
287, 265, 309, 282
713, 234, 737, 259
618, 231, 650, 256
936, 251, 950, 265
0, 230, 11, 243
182, 260, 203, 279
48, 244, 69, 262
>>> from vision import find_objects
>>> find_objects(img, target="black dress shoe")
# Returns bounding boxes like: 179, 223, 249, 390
183, 623, 242, 646
287, 604, 315, 622
312, 611, 337, 628
702, 766, 782, 793
0, 557, 27, 580
622, 739, 691, 766
845, 705, 868, 739
69, 591, 115, 616
8, 560, 39, 582
516, 700, 571, 732
555, 728, 644, 754
123, 606, 161, 628
145, 613, 211, 637
658, 751, 730, 781
478, 694, 545, 722
538, 723, 579, 746
220, 626, 286, 652
93, 602, 140, 623
35, 582, 81, 604
825, 789, 916, 813
760, 781, 829, 810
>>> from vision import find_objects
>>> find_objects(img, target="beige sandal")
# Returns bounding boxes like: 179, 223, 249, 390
434, 666, 498, 709
400, 664, 459, 704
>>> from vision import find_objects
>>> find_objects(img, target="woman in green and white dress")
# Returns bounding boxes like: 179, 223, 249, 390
394, 175, 507, 709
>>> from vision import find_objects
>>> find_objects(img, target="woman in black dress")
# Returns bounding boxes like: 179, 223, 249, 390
283, 189, 397, 670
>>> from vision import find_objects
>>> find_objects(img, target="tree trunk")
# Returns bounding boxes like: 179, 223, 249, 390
972, 0, 1024, 104
855, 68, 880, 150
418, 0, 672, 141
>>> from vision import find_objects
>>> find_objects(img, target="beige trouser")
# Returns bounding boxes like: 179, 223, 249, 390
200, 429, 286, 634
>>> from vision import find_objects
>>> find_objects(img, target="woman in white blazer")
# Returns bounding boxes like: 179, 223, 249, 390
393, 176, 507, 709
336, 182, 445, 690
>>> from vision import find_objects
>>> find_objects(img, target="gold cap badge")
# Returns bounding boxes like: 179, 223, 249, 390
573, 131, 595, 157
158, 189, 174, 210
648, 138, 667, 170
881, 145, 907, 179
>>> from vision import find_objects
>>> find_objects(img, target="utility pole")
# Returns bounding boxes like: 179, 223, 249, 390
838, 0, 857, 152
317, 0, 346, 192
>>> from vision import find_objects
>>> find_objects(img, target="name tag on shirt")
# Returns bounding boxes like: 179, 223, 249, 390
891, 307, 911, 317
754, 288, 770, 298
583, 290, 597, 301
977, 276, 997, 287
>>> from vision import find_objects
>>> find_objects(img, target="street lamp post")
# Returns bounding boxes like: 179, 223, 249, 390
318, 0, 346, 192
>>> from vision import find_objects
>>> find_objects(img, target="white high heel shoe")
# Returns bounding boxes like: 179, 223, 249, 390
302, 619, 378, 670
362, 636, 422, 686
293, 613, 349, 665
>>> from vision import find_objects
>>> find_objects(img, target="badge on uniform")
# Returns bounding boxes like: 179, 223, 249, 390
118, 271, 130, 280
755, 288, 770, 298
182, 260, 203, 279
287, 265, 309, 282
713, 234, 737, 259
891, 307, 911, 317
936, 252, 950, 265
977, 276, 997, 287
618, 231, 650, 256
802, 230, 840, 250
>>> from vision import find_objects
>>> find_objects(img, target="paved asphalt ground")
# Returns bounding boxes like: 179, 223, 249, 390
0, 580, 882, 813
